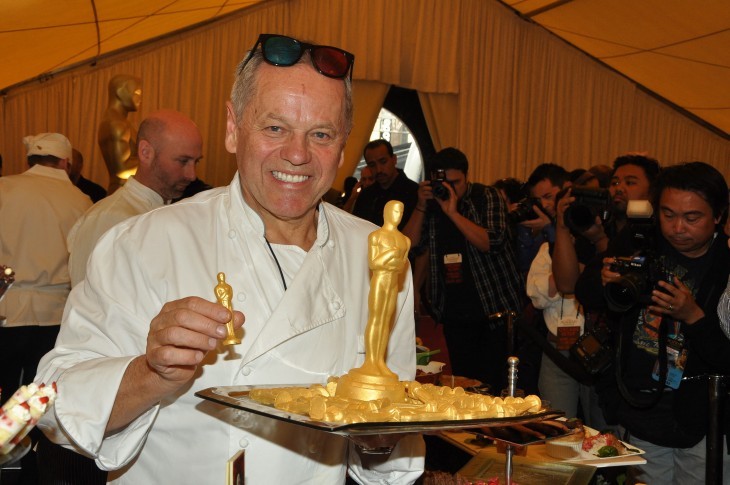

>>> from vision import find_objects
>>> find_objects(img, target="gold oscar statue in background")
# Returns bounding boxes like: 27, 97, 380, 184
336, 200, 411, 403
98, 74, 142, 194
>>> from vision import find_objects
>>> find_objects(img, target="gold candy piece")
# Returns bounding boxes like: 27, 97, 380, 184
248, 379, 543, 424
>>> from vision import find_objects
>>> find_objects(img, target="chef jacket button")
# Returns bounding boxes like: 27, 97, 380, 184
329, 301, 341, 312
228, 230, 237, 239
327, 240, 335, 248
240, 367, 252, 376
239, 438, 249, 448
237, 292, 246, 302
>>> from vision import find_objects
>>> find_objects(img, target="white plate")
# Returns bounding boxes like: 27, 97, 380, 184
565, 425, 646, 467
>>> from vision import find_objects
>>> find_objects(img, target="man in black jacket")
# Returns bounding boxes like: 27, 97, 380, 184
352, 139, 418, 230
576, 161, 730, 484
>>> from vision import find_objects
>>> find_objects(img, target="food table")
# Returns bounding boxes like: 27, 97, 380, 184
434, 429, 646, 484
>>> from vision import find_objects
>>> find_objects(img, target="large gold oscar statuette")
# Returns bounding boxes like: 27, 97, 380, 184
214, 272, 240, 346
98, 74, 142, 193
336, 200, 411, 403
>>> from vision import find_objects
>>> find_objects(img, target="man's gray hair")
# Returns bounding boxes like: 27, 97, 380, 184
229, 49, 353, 133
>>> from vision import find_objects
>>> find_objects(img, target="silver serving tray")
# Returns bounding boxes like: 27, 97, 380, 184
195, 385, 564, 436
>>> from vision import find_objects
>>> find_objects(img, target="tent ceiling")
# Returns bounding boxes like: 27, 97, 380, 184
2, 0, 728, 137
500, 0, 730, 136
0, 0, 265, 90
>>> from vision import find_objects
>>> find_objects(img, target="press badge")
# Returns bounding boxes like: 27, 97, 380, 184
652, 338, 687, 389
444, 253, 463, 284
556, 317, 581, 350
556, 299, 582, 350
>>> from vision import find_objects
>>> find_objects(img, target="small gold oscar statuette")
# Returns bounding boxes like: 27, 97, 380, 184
215, 272, 240, 345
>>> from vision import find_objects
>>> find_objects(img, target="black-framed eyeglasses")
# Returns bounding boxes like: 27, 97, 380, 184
240, 34, 354, 80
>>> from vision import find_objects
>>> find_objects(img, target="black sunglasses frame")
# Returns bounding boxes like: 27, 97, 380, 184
240, 34, 354, 80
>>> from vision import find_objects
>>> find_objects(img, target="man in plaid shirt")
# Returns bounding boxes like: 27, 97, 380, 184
403, 147, 523, 392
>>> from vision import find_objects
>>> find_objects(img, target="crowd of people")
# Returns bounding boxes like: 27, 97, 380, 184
342, 146, 730, 483
0, 31, 729, 485
387, 151, 727, 484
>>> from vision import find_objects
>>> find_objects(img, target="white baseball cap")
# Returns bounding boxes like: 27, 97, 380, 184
23, 133, 72, 160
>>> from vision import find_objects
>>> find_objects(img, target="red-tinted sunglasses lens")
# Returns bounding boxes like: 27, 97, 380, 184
311, 47, 351, 78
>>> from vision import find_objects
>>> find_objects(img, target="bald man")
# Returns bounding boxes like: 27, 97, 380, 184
68, 109, 203, 287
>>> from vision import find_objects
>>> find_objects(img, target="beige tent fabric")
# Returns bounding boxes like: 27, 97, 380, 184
418, 93, 459, 153
1, 0, 727, 192
336, 81, 390, 191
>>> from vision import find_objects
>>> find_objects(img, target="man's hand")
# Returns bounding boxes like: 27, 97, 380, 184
146, 296, 245, 390
649, 277, 704, 324
555, 188, 574, 230
434, 181, 458, 216
107, 297, 245, 435
601, 257, 622, 287
581, 216, 608, 244
416, 180, 434, 208
519, 204, 551, 234
350, 180, 364, 198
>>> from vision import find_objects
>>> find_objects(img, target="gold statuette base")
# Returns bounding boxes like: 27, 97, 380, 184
335, 369, 406, 403
223, 336, 241, 346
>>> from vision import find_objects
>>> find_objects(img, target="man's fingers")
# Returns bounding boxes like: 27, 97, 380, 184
148, 344, 206, 369
153, 324, 219, 351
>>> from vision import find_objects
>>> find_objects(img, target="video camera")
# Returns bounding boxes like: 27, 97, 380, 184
603, 201, 673, 312
563, 187, 611, 233
508, 197, 544, 223
431, 169, 454, 201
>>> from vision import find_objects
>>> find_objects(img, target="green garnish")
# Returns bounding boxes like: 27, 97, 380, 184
596, 445, 619, 457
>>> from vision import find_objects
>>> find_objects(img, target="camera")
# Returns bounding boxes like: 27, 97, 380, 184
604, 255, 674, 312
570, 323, 613, 375
508, 197, 543, 223
431, 169, 452, 200
563, 187, 611, 233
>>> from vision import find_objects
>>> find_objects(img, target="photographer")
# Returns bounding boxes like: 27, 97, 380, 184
575, 162, 730, 483
526, 187, 608, 429
514, 164, 569, 276
553, 155, 660, 295
403, 148, 522, 391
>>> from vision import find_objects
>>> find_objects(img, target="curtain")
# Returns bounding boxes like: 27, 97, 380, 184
336, 80, 390, 191
1, 0, 727, 192
418, 93, 459, 153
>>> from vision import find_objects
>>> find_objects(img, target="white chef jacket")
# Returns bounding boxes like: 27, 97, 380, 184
36, 174, 424, 484
67, 176, 165, 287
526, 242, 584, 336
0, 164, 92, 326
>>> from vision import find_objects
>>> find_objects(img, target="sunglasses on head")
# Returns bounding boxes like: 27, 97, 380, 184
240, 34, 354, 80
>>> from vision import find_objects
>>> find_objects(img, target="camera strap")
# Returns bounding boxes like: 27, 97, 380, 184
615, 310, 669, 409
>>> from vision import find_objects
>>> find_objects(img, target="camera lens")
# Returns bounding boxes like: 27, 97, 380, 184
508, 198, 538, 223
604, 273, 646, 312
433, 183, 449, 200
564, 204, 595, 232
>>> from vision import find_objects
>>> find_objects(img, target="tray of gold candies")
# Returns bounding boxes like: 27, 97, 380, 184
195, 377, 562, 436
